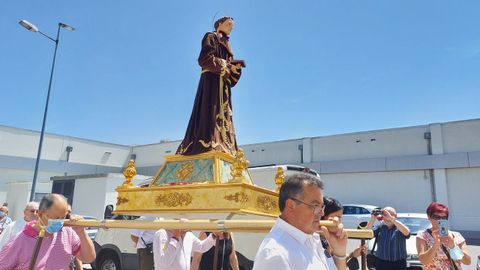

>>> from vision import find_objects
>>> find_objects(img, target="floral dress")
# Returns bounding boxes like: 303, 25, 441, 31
416, 230, 465, 270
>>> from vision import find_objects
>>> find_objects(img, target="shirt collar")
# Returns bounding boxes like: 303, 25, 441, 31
276, 217, 313, 245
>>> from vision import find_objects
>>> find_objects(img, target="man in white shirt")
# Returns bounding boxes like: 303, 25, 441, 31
253, 173, 348, 270
153, 226, 216, 270
0, 201, 38, 249
131, 216, 158, 270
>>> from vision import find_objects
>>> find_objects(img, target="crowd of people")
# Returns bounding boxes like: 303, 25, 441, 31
0, 173, 474, 270
126, 173, 474, 270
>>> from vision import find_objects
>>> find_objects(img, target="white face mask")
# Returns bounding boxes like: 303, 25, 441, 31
449, 246, 464, 261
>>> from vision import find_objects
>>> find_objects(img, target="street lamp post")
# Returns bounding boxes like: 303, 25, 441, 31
19, 20, 75, 202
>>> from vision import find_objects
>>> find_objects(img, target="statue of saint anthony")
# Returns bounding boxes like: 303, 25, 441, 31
176, 16, 243, 156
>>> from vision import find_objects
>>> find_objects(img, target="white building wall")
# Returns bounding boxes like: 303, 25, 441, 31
63, 138, 130, 166
0, 125, 130, 166
132, 141, 181, 167
321, 170, 432, 214
5, 182, 51, 221
1, 118, 479, 235
441, 119, 480, 153
242, 139, 302, 166
0, 126, 43, 158
0, 168, 57, 190
312, 125, 429, 162
445, 168, 480, 231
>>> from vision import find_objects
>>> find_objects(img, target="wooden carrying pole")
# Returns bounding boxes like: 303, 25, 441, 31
64, 219, 374, 239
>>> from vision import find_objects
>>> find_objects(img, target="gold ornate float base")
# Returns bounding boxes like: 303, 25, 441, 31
114, 150, 280, 219
115, 182, 279, 218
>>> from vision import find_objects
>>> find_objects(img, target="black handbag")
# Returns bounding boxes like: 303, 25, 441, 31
366, 227, 382, 269
141, 237, 153, 254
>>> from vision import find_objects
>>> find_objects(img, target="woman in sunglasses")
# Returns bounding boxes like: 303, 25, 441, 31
416, 202, 471, 269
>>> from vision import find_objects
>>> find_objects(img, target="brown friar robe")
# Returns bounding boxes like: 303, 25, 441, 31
176, 31, 242, 156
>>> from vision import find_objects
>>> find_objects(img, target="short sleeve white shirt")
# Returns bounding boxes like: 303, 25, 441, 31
253, 217, 331, 270
131, 216, 159, 249
153, 230, 215, 270
0, 219, 26, 249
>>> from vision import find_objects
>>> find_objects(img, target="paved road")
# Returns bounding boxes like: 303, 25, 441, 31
347, 240, 479, 270
84, 243, 479, 270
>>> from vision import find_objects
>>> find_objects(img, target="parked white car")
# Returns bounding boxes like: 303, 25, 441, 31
81, 215, 99, 241
92, 213, 139, 270
368, 213, 431, 269
342, 204, 380, 229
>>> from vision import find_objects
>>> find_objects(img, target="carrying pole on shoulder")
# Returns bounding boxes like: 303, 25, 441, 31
29, 227, 46, 270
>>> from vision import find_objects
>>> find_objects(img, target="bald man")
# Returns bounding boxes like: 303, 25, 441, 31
366, 207, 410, 270
0, 194, 95, 269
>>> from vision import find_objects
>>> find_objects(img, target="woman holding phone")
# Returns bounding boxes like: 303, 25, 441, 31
416, 202, 471, 269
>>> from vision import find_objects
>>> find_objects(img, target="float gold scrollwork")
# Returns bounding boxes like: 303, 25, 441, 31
116, 196, 129, 206
155, 192, 193, 207
224, 192, 249, 204
256, 195, 278, 212
176, 162, 194, 181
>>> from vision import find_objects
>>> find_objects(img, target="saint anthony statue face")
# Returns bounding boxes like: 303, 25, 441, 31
217, 19, 234, 35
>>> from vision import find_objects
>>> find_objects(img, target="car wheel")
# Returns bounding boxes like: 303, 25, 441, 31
96, 252, 121, 270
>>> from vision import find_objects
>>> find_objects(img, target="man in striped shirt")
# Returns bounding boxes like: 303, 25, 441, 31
366, 207, 410, 270
0, 194, 96, 269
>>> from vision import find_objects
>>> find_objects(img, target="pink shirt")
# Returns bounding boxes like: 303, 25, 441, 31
0, 221, 81, 270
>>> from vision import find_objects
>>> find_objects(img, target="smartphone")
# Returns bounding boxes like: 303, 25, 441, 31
438, 219, 449, 236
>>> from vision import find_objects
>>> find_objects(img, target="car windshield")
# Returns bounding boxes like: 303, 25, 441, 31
397, 217, 431, 235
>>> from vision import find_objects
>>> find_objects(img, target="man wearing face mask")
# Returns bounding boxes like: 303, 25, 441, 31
0, 201, 39, 250
0, 205, 12, 235
0, 193, 96, 269
365, 206, 410, 270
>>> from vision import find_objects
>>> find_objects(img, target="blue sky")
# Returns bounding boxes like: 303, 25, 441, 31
1, 1, 479, 146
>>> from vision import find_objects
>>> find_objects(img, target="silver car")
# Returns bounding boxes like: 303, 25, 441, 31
342, 204, 380, 229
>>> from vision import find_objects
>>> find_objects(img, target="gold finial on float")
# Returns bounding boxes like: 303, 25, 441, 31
229, 148, 249, 183
121, 159, 137, 188
274, 167, 285, 193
